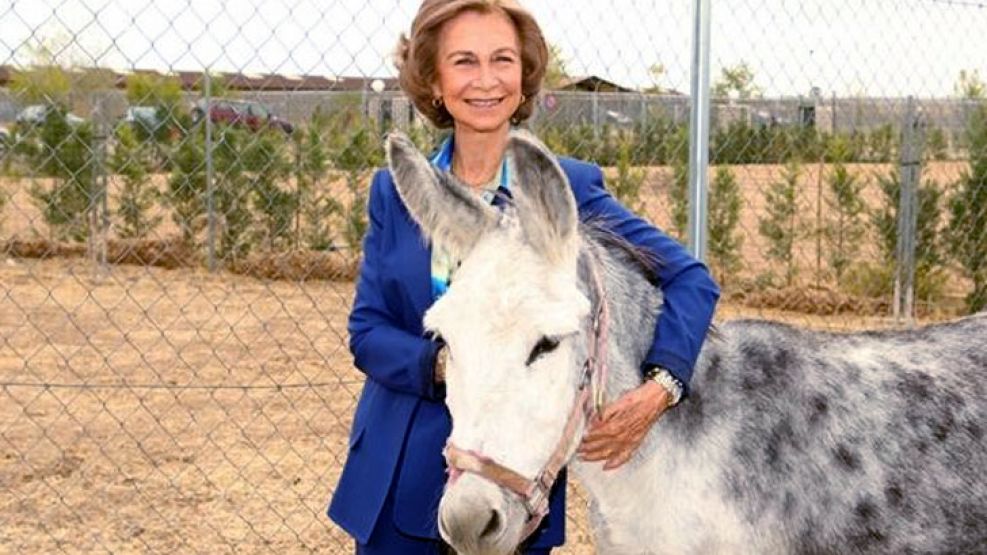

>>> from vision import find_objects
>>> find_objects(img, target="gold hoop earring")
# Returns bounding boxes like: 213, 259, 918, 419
432, 97, 442, 109
520, 94, 527, 105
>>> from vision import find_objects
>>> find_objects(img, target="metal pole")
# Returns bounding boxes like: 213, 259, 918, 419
205, 69, 216, 272
687, 0, 712, 261
894, 96, 924, 325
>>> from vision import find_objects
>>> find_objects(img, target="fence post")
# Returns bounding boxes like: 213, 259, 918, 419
90, 91, 108, 279
205, 69, 216, 272
687, 0, 712, 262
894, 96, 925, 325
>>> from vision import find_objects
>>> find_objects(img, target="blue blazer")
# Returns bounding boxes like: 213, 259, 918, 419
328, 157, 720, 547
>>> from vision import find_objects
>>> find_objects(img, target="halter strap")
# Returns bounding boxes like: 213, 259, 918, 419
443, 252, 610, 542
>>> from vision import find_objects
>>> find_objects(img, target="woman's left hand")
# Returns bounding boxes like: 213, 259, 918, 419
577, 380, 671, 470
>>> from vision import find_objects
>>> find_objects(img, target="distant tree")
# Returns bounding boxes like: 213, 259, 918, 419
708, 166, 743, 284
192, 71, 235, 99
8, 65, 71, 107
955, 69, 986, 100
642, 62, 667, 94
713, 61, 761, 100
758, 161, 805, 286
544, 44, 571, 89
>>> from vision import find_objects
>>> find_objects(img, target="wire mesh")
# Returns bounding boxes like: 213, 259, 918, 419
0, 0, 985, 553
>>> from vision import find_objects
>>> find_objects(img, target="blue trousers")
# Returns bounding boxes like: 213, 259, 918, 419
355, 475, 551, 555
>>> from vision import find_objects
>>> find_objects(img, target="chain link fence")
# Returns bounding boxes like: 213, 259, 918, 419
1, 0, 985, 552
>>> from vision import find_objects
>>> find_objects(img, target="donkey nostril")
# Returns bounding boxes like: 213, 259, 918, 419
479, 509, 502, 539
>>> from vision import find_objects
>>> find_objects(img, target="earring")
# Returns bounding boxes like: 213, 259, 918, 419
520, 94, 527, 105
432, 97, 443, 108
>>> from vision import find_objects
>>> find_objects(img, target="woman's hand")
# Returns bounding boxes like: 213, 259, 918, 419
577, 380, 671, 470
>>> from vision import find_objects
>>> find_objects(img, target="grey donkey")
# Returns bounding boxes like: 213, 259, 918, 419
385, 129, 987, 555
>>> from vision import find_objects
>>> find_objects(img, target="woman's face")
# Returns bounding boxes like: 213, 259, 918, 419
431, 10, 523, 136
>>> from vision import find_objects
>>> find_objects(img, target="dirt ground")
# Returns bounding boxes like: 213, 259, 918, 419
0, 160, 972, 553
1, 254, 957, 554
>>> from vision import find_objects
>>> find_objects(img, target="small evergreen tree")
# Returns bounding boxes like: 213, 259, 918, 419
29, 107, 96, 242
246, 129, 294, 250
758, 160, 803, 286
212, 127, 256, 261
296, 120, 340, 250
110, 124, 160, 239
946, 103, 987, 312
330, 114, 382, 257
166, 129, 207, 244
824, 163, 866, 285
667, 126, 690, 242
872, 169, 945, 300
611, 134, 646, 212
708, 166, 743, 284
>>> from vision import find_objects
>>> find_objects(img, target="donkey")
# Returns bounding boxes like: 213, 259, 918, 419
385, 130, 987, 555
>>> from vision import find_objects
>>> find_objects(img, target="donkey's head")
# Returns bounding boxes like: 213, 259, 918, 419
388, 131, 593, 554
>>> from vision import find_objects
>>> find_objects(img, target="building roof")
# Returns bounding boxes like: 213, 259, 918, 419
553, 75, 636, 93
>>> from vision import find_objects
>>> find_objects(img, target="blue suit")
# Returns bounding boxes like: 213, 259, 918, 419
328, 156, 720, 551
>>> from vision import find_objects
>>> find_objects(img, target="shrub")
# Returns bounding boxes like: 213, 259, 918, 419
243, 129, 293, 250
707, 166, 743, 284
610, 133, 646, 212
165, 130, 207, 244
925, 127, 949, 161
110, 124, 160, 239
296, 121, 340, 251
871, 168, 945, 302
946, 103, 987, 312
667, 127, 690, 242
867, 124, 896, 163
823, 162, 866, 285
758, 160, 804, 286
29, 107, 96, 242
211, 126, 259, 260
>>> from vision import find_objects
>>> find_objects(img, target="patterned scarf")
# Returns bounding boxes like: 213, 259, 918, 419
428, 136, 511, 299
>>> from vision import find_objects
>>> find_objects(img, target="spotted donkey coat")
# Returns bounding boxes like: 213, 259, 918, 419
385, 130, 987, 554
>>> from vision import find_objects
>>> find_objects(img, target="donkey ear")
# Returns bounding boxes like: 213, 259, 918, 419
387, 132, 497, 257
508, 130, 579, 261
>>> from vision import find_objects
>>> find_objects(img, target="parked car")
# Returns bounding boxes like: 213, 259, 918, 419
16, 104, 85, 127
122, 105, 179, 140
191, 99, 293, 134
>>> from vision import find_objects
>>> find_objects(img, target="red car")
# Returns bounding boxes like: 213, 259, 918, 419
191, 99, 294, 134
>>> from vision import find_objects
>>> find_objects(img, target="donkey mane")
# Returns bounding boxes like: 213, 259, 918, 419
580, 219, 661, 286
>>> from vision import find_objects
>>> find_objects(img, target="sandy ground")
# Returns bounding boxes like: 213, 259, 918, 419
0, 160, 974, 553
1, 254, 956, 554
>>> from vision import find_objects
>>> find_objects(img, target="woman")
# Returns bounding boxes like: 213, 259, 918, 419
328, 1, 720, 553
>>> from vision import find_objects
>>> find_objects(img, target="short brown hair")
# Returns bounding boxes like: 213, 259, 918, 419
395, 0, 548, 128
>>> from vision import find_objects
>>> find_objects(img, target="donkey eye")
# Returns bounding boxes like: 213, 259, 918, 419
526, 336, 560, 366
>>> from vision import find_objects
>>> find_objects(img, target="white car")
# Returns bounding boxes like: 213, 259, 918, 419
16, 104, 85, 127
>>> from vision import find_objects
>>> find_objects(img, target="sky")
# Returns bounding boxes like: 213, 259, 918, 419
1, 0, 985, 98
